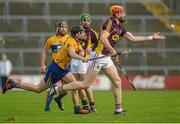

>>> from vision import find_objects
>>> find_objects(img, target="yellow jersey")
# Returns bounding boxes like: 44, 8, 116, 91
44, 34, 71, 61
54, 37, 83, 69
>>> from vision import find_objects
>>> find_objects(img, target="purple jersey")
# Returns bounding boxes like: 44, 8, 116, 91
79, 27, 98, 52
95, 17, 127, 55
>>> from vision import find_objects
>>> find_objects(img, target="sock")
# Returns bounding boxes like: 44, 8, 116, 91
55, 92, 67, 103
74, 106, 81, 114
59, 92, 68, 98
45, 92, 53, 110
12, 82, 17, 88
10, 80, 18, 88
89, 101, 95, 109
115, 108, 123, 113
81, 100, 88, 110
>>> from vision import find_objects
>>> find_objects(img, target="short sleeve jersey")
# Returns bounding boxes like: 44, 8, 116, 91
78, 27, 99, 58
95, 17, 127, 55
44, 34, 71, 61
54, 37, 83, 69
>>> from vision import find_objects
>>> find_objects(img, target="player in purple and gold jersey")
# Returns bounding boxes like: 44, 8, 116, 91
45, 5, 166, 115
2, 26, 89, 115
71, 13, 98, 113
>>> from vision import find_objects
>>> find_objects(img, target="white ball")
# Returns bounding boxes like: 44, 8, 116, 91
170, 24, 175, 30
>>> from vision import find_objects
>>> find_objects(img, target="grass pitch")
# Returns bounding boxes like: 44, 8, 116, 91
0, 90, 180, 123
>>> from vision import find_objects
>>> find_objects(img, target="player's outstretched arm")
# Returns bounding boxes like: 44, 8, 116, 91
152, 32, 166, 40
123, 31, 166, 42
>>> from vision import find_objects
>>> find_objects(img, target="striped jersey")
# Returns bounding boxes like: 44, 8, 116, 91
54, 37, 83, 69
95, 17, 127, 55
79, 27, 99, 57
44, 34, 71, 61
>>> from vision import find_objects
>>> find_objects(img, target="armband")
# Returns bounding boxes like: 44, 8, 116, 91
147, 36, 153, 40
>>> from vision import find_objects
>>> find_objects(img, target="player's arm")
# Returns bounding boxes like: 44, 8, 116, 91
40, 48, 49, 73
123, 31, 166, 42
78, 46, 85, 57
40, 38, 51, 74
100, 19, 117, 56
68, 47, 88, 62
100, 30, 120, 64
100, 30, 116, 56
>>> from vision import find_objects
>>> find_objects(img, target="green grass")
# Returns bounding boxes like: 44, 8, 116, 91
0, 90, 180, 123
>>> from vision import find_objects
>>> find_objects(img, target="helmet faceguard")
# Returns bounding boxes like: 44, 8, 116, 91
55, 21, 67, 28
55, 21, 68, 35
70, 26, 84, 37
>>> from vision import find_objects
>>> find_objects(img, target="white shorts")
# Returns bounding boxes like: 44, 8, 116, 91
89, 51, 114, 72
71, 59, 88, 74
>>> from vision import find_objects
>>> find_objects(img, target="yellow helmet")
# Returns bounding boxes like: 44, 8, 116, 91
110, 5, 125, 16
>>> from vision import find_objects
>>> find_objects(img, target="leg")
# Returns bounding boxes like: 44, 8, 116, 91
15, 62, 60, 94
44, 62, 70, 111
73, 74, 87, 102
79, 73, 97, 113
19, 79, 49, 93
102, 65, 126, 115
61, 72, 89, 114
70, 60, 88, 107
74, 74, 89, 112
85, 88, 97, 113
57, 69, 98, 114
2, 78, 49, 94
53, 81, 68, 111
65, 73, 81, 114
45, 81, 67, 111
61, 69, 98, 91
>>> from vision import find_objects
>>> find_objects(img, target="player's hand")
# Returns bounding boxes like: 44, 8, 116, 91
40, 65, 47, 74
82, 57, 89, 63
153, 32, 166, 40
112, 54, 121, 65
79, 50, 85, 57
86, 48, 92, 53
110, 49, 117, 57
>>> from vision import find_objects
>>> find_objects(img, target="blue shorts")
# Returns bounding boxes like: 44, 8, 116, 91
44, 62, 71, 85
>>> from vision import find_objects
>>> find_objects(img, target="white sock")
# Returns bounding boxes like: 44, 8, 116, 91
115, 108, 122, 112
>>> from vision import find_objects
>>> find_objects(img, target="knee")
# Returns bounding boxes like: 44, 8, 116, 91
114, 80, 122, 89
34, 88, 43, 93
35, 90, 41, 93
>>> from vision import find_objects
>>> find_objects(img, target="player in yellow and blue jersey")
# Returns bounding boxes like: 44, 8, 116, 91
2, 26, 89, 114
40, 20, 70, 111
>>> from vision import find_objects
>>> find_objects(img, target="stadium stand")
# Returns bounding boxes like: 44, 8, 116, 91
0, 0, 179, 75
0, 19, 22, 32
0, 2, 5, 15
9, 2, 44, 15
50, 3, 84, 15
